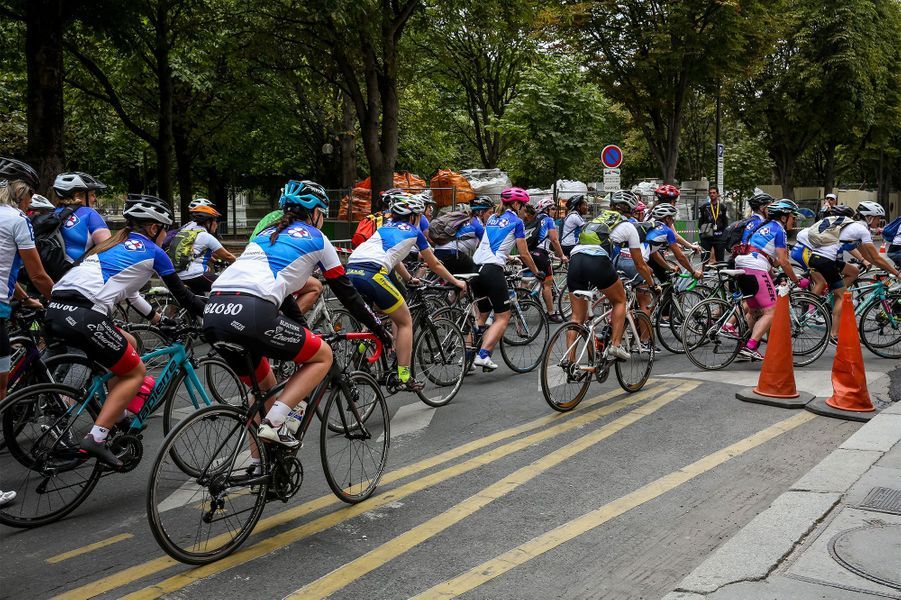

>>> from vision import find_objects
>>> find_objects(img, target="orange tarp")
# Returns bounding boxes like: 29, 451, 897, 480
430, 170, 475, 208
338, 172, 427, 220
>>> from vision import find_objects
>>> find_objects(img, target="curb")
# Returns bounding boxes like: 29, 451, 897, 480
664, 373, 901, 600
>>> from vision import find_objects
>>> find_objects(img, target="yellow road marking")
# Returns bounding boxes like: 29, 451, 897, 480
46, 533, 134, 564
284, 382, 698, 600
111, 383, 677, 600
54, 381, 677, 600
412, 411, 817, 599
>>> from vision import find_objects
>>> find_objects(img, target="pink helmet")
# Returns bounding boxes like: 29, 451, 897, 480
534, 197, 555, 213
635, 201, 647, 213
501, 187, 530, 205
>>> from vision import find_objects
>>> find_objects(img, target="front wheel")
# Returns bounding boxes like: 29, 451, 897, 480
788, 291, 831, 366
413, 318, 466, 407
859, 292, 901, 359
500, 297, 549, 373
540, 323, 593, 412
162, 358, 247, 434
615, 311, 654, 392
682, 298, 744, 370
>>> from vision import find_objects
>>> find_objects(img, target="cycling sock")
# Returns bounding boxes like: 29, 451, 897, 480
478, 349, 492, 360
746, 338, 759, 350
398, 365, 411, 383
265, 401, 292, 428
89, 425, 110, 442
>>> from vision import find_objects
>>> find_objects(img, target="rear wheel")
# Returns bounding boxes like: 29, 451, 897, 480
860, 293, 901, 358
413, 318, 466, 407
788, 291, 830, 366
500, 297, 549, 373
615, 311, 654, 392
682, 298, 744, 370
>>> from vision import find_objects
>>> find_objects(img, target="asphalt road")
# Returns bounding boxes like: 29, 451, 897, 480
1, 338, 896, 600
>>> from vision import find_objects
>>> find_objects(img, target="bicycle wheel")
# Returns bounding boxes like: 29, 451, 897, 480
413, 318, 466, 407
860, 293, 901, 358
162, 359, 246, 434
682, 298, 744, 370
615, 311, 654, 392
663, 289, 706, 353
0, 384, 103, 528
540, 323, 593, 412
654, 294, 683, 354
556, 281, 572, 319
500, 297, 549, 373
147, 404, 268, 565
789, 291, 831, 366
320, 371, 389, 503
125, 324, 170, 376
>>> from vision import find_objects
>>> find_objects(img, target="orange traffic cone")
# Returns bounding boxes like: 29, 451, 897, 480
737, 293, 814, 408
806, 291, 876, 422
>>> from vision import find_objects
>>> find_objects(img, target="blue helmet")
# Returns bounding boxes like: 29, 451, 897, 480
279, 180, 329, 215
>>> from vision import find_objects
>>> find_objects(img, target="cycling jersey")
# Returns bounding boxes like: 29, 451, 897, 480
735, 220, 787, 272
741, 214, 766, 244
419, 214, 429, 234
790, 229, 813, 270
55, 205, 108, 261
811, 220, 872, 261
473, 209, 525, 266
572, 219, 644, 260
214, 221, 345, 306
176, 222, 223, 280
533, 213, 557, 251
559, 212, 585, 247
347, 218, 431, 271
53, 232, 175, 315
434, 217, 484, 256
0, 205, 35, 306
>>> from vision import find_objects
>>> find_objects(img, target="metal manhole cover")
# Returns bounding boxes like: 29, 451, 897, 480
859, 487, 901, 515
829, 524, 901, 590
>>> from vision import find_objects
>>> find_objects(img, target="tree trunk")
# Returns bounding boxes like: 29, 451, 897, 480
823, 141, 837, 195
340, 94, 357, 189
24, 0, 66, 194
154, 0, 174, 203
172, 114, 192, 225
773, 151, 796, 200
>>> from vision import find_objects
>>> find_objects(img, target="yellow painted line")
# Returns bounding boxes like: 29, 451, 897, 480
46, 533, 134, 564
412, 411, 818, 599
54, 380, 679, 600
284, 382, 698, 600
111, 383, 677, 600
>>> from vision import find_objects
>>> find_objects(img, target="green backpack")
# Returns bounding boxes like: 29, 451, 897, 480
167, 228, 201, 272
578, 210, 626, 254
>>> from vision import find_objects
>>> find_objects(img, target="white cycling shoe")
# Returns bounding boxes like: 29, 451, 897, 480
258, 419, 301, 449
605, 345, 631, 361
472, 354, 499, 371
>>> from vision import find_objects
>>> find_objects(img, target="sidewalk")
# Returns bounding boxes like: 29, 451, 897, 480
664, 367, 901, 600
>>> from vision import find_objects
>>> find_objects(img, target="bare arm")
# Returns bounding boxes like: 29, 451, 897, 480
91, 228, 111, 245
629, 248, 656, 286
775, 248, 800, 284
19, 248, 53, 299
421, 248, 465, 290
212, 247, 236, 263
669, 243, 703, 279
515, 238, 543, 275
548, 229, 566, 262
393, 261, 413, 283
859, 243, 899, 276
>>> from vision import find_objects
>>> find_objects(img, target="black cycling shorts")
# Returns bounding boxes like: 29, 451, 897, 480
561, 244, 575, 258
567, 252, 618, 293
529, 248, 552, 280
45, 296, 141, 375
182, 273, 217, 295
471, 263, 510, 314
434, 249, 476, 275
0, 316, 9, 373
809, 255, 845, 290
202, 292, 322, 381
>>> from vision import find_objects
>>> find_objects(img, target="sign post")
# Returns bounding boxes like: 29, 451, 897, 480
601, 145, 624, 193
716, 143, 725, 193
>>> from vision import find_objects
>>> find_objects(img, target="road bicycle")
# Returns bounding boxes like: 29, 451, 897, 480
146, 332, 389, 565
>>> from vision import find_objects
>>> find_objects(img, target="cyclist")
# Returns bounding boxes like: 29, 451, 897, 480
530, 197, 568, 323
51, 172, 112, 263
601, 191, 657, 314
645, 204, 704, 283
25, 193, 54, 217
793, 205, 862, 294
733, 199, 804, 359
469, 187, 545, 370
806, 201, 899, 340
652, 183, 702, 258
560, 194, 589, 257
173, 199, 236, 294
433, 197, 489, 275
45, 194, 206, 468
204, 180, 390, 449
347, 193, 466, 390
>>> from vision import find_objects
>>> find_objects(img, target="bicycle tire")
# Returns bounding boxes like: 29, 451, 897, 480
615, 311, 655, 392
500, 297, 549, 373
413, 318, 466, 407
654, 293, 682, 354
682, 298, 744, 370
146, 404, 268, 565
788, 291, 831, 366
540, 323, 593, 412
859, 292, 901, 358
162, 358, 246, 434
320, 371, 389, 503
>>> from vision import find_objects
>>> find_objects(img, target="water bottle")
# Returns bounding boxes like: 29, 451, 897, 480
126, 375, 155, 415
285, 400, 307, 435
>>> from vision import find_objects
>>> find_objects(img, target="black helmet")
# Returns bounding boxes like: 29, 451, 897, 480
566, 194, 588, 211
123, 193, 173, 225
53, 172, 107, 197
0, 157, 40, 190
470, 195, 496, 211
828, 204, 855, 218
747, 192, 774, 209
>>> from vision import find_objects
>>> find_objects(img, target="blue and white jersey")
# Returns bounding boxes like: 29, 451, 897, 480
645, 222, 676, 252
736, 220, 787, 271
176, 222, 223, 280
741, 214, 766, 244
347, 218, 431, 271
473, 209, 525, 266
53, 232, 175, 314
0, 205, 36, 306
55, 205, 108, 262
214, 221, 344, 306
534, 213, 557, 251
560, 212, 585, 247
419, 214, 429, 234
435, 217, 485, 256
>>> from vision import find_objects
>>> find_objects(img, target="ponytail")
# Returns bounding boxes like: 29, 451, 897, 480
269, 208, 309, 244
84, 226, 131, 258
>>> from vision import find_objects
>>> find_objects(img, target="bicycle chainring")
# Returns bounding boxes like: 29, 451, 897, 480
109, 433, 143, 472
271, 451, 303, 502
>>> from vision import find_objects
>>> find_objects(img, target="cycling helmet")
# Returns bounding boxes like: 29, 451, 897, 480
635, 201, 647, 214
856, 201, 885, 218
650, 203, 678, 220
654, 184, 680, 202
417, 191, 436, 205
390, 193, 425, 216
500, 187, 530, 205
610, 190, 638, 211
470, 195, 496, 211
279, 180, 329, 215
534, 197, 555, 213
747, 191, 774, 209
52, 172, 107, 197
190, 204, 221, 220
380, 187, 407, 210
566, 194, 587, 211
766, 199, 800, 218
123, 193, 173, 225
0, 157, 40, 190
28, 194, 54, 210
827, 204, 855, 218
188, 197, 215, 211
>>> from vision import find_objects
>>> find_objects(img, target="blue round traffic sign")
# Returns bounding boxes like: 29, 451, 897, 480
601, 145, 623, 169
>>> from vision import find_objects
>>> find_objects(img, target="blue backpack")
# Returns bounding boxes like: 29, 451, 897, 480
882, 216, 901, 242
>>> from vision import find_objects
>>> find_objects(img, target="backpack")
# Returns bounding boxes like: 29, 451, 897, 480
524, 214, 549, 251
31, 207, 75, 281
351, 212, 385, 248
881, 216, 901, 243
578, 210, 626, 254
428, 210, 473, 246
166, 228, 202, 272
722, 215, 757, 252
161, 226, 183, 251
807, 216, 855, 248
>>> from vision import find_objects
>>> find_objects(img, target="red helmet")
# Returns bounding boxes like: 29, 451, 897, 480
501, 187, 530, 205
654, 184, 680, 202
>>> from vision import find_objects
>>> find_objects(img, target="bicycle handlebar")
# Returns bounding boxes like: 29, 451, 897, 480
327, 332, 383, 364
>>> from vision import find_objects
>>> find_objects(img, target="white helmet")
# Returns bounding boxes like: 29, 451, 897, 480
534, 198, 555, 213
123, 193, 173, 225
52, 172, 107, 197
856, 201, 885, 218
650, 203, 678, 220
188, 197, 214, 211
390, 194, 425, 216
28, 194, 54, 210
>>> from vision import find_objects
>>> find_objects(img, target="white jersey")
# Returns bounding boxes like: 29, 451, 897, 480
811, 221, 872, 261
560, 212, 585, 246
347, 219, 430, 271
0, 205, 36, 305
176, 222, 224, 279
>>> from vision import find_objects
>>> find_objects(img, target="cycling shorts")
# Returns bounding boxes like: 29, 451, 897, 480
434, 249, 476, 276
471, 263, 510, 314
736, 268, 776, 310
808, 255, 845, 291
45, 294, 141, 375
0, 313, 9, 373
561, 244, 575, 258
567, 252, 618, 293
346, 262, 406, 314
182, 273, 217, 295
202, 292, 321, 381
529, 248, 553, 280
789, 244, 812, 272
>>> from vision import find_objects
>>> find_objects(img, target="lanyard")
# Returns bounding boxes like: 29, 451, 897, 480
709, 201, 720, 223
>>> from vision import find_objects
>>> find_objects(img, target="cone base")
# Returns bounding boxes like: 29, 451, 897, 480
805, 396, 876, 422
737, 388, 814, 409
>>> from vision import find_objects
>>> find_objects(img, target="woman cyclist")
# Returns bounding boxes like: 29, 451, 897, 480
204, 180, 391, 449
530, 197, 568, 323
45, 194, 206, 468
652, 184, 702, 256
347, 193, 466, 391
51, 172, 111, 265
559, 194, 589, 257
173, 198, 236, 294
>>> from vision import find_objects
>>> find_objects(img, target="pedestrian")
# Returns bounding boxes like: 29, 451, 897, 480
698, 185, 729, 264
818, 192, 838, 220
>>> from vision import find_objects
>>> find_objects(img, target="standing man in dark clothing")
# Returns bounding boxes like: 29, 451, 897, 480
698, 185, 729, 264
